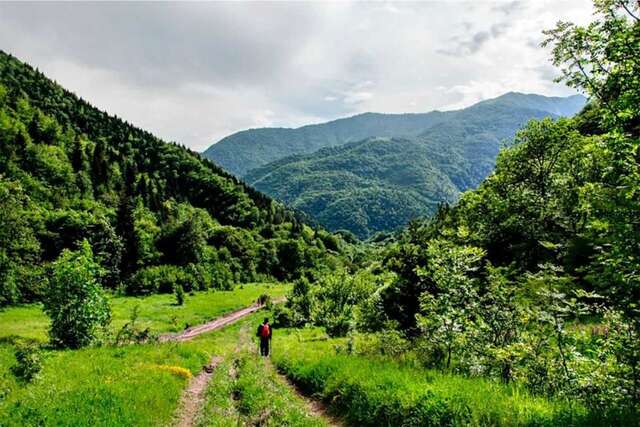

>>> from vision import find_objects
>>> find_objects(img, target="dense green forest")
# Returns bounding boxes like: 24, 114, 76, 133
274, 0, 640, 420
243, 93, 585, 238
0, 49, 347, 307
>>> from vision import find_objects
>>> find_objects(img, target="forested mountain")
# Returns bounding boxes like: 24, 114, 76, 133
203, 92, 585, 177
0, 50, 345, 306
243, 93, 586, 238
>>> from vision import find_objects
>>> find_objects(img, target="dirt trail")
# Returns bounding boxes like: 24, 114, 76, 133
160, 297, 285, 343
174, 356, 223, 427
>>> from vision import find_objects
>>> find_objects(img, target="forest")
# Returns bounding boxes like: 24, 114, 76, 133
1, 0, 639, 425
0, 48, 349, 308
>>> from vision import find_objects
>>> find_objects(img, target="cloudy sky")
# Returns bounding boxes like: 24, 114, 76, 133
0, 1, 593, 151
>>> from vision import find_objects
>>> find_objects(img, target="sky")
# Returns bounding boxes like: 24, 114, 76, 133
0, 1, 593, 151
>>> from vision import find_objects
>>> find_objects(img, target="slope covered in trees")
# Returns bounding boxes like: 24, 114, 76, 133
276, 0, 640, 420
204, 92, 585, 178
244, 93, 586, 238
0, 50, 345, 307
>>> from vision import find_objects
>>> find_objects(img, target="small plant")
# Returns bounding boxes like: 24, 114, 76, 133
114, 305, 153, 345
174, 284, 185, 306
11, 343, 42, 382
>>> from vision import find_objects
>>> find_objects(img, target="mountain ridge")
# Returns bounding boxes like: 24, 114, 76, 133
236, 93, 586, 238
202, 92, 586, 177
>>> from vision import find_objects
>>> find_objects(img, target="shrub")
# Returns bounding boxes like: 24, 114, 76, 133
11, 343, 42, 382
114, 305, 153, 345
272, 305, 294, 328
174, 284, 185, 306
127, 265, 198, 295
257, 293, 271, 306
43, 240, 111, 349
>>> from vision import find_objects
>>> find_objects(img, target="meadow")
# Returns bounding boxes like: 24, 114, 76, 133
0, 285, 291, 426
271, 328, 632, 427
0, 283, 289, 342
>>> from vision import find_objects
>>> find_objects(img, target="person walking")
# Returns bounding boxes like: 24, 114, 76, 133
256, 317, 272, 356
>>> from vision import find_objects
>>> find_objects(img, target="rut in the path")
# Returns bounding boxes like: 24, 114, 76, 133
269, 360, 346, 427
173, 356, 223, 427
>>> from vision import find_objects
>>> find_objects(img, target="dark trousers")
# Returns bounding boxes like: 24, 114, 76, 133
260, 338, 270, 356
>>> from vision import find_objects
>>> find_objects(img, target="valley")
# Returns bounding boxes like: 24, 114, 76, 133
206, 93, 586, 238
1, 1, 640, 426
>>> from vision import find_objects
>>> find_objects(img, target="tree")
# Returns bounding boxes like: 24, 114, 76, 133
416, 240, 485, 369
43, 240, 111, 349
116, 161, 139, 279
0, 178, 40, 306
543, 0, 640, 134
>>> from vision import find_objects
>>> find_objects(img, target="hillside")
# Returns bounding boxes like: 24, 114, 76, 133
203, 92, 585, 177
0, 50, 343, 306
244, 94, 586, 238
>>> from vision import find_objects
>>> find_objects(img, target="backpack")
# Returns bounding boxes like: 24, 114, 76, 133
261, 324, 270, 338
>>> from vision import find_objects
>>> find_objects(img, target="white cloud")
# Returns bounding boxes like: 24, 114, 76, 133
0, 1, 594, 151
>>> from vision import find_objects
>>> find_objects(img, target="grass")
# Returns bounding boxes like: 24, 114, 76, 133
272, 328, 629, 427
198, 315, 327, 427
0, 338, 208, 426
0, 286, 289, 426
0, 282, 289, 342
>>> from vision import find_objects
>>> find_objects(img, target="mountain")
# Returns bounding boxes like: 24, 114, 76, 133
0, 50, 342, 306
240, 93, 586, 238
203, 92, 586, 177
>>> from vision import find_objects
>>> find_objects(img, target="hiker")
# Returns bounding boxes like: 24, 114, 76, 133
256, 317, 272, 356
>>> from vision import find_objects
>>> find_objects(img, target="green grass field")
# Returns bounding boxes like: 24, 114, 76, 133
3, 294, 629, 427
0, 283, 289, 342
272, 328, 630, 427
0, 285, 292, 426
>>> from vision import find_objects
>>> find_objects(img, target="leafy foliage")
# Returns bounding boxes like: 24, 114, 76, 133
0, 50, 345, 306
43, 241, 111, 349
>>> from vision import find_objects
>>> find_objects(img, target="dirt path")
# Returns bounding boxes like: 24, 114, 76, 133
173, 356, 223, 427
160, 297, 285, 343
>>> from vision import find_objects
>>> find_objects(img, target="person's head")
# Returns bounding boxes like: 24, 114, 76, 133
263, 317, 269, 324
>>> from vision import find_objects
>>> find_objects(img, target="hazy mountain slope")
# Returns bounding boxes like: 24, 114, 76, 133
203, 93, 585, 177
244, 94, 586, 238
203, 111, 447, 176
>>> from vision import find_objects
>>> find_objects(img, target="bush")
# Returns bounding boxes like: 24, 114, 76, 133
272, 305, 294, 328
127, 265, 199, 295
257, 293, 271, 306
174, 284, 185, 306
11, 343, 42, 382
43, 240, 111, 349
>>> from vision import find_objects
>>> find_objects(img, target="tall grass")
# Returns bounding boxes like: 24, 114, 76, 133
272, 328, 630, 427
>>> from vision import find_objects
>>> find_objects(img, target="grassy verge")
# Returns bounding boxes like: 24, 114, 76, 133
0, 339, 208, 426
0, 282, 289, 342
272, 328, 624, 427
